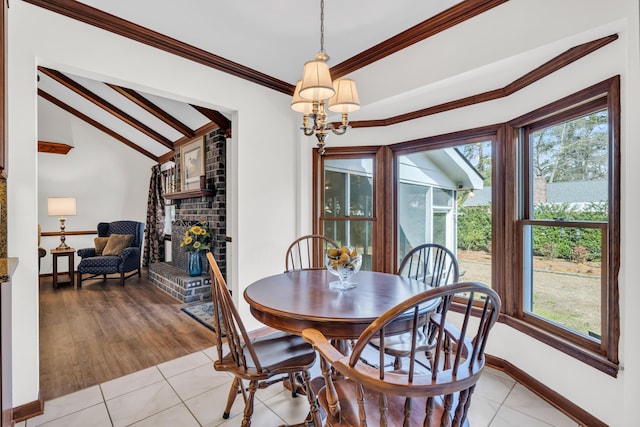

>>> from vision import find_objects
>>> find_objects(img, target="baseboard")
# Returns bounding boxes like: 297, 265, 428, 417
486, 354, 606, 427
12, 393, 44, 423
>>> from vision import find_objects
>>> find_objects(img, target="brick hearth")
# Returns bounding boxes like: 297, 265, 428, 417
148, 262, 211, 303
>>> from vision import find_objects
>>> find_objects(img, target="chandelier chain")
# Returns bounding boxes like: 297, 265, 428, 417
320, 0, 325, 53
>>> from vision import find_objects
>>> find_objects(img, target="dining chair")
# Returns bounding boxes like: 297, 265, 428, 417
399, 243, 460, 287
302, 282, 501, 427
206, 252, 321, 427
285, 234, 339, 272
369, 243, 460, 369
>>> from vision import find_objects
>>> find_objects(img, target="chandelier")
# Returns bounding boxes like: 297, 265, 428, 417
290, 0, 360, 155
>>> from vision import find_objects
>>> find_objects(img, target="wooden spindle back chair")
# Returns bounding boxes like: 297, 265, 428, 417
302, 282, 500, 427
207, 252, 320, 426
369, 243, 461, 369
285, 234, 339, 272
399, 243, 460, 287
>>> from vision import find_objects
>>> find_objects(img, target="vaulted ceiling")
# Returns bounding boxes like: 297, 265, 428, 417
27, 0, 546, 162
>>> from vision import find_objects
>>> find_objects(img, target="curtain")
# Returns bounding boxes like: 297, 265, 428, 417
143, 164, 165, 266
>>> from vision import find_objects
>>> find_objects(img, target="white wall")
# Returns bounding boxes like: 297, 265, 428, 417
37, 98, 154, 274
6, 0, 640, 425
8, 0, 301, 408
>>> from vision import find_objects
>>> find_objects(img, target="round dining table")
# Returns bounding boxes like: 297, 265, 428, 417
244, 269, 435, 340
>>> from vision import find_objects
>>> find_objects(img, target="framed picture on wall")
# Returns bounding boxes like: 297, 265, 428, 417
180, 136, 205, 191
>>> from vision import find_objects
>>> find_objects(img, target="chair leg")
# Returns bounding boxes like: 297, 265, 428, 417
138, 267, 141, 278
120, 272, 125, 286
223, 377, 242, 419
241, 380, 259, 427
77, 272, 82, 288
302, 369, 321, 427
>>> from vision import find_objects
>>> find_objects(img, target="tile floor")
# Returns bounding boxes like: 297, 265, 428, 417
19, 346, 579, 427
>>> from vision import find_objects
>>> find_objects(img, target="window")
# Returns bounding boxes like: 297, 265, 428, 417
513, 78, 620, 369
316, 149, 381, 271
396, 140, 493, 284
314, 76, 620, 374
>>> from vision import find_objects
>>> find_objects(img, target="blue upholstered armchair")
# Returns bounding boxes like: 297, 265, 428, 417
77, 221, 145, 287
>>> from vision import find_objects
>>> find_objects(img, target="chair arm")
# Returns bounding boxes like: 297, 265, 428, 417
121, 247, 141, 272
77, 248, 97, 258
301, 328, 348, 365
121, 247, 139, 260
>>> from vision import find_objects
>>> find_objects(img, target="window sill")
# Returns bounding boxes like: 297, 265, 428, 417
501, 315, 619, 377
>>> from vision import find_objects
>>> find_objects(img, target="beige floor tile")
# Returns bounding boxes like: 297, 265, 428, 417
167, 363, 233, 401
261, 389, 313, 426
100, 366, 164, 400
490, 405, 556, 426
467, 393, 503, 427
129, 403, 200, 427
106, 381, 181, 427
27, 386, 103, 426
30, 403, 111, 427
201, 346, 219, 361
185, 381, 246, 426
503, 384, 578, 427
156, 350, 212, 378
475, 369, 516, 403
217, 403, 285, 427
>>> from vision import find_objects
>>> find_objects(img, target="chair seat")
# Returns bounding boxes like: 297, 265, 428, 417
317, 377, 470, 427
217, 330, 316, 376
78, 256, 121, 270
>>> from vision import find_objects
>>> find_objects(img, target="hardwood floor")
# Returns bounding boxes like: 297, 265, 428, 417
38, 269, 217, 401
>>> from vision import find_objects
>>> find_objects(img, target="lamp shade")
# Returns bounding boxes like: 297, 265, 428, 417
328, 79, 360, 113
48, 197, 76, 216
291, 81, 315, 114
299, 59, 335, 101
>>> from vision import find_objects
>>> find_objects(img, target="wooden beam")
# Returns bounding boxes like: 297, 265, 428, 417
331, 0, 509, 79
24, 0, 293, 95
38, 140, 73, 155
190, 105, 231, 138
38, 66, 174, 150
38, 89, 160, 161
107, 84, 195, 138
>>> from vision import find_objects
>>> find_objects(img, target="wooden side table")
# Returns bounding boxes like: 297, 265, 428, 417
51, 248, 75, 289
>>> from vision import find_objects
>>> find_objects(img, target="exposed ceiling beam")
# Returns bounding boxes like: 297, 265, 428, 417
331, 0, 509, 79
107, 84, 195, 138
173, 122, 221, 150
38, 89, 160, 161
38, 66, 174, 150
24, 0, 293, 95
349, 34, 618, 128
190, 105, 231, 138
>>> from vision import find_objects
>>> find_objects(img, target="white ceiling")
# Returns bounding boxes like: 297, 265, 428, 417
75, 0, 463, 85
37, 0, 529, 160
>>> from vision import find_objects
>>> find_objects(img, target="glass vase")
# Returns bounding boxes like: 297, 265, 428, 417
188, 251, 202, 277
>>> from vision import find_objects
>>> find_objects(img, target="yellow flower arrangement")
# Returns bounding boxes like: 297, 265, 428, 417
179, 221, 211, 253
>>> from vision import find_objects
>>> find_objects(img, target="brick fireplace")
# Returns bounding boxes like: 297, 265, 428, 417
148, 128, 226, 303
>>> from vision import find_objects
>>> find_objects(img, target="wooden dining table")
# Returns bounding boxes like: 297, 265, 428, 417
244, 269, 438, 426
244, 269, 436, 340
244, 269, 438, 427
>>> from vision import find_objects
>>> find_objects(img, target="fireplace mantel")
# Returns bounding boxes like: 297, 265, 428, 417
164, 189, 215, 200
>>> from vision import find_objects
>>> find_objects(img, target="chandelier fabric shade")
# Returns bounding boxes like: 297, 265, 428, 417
299, 55, 335, 101
291, 81, 315, 114
291, 0, 360, 155
328, 79, 360, 113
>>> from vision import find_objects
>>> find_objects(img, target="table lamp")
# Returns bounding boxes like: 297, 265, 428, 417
47, 197, 76, 249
